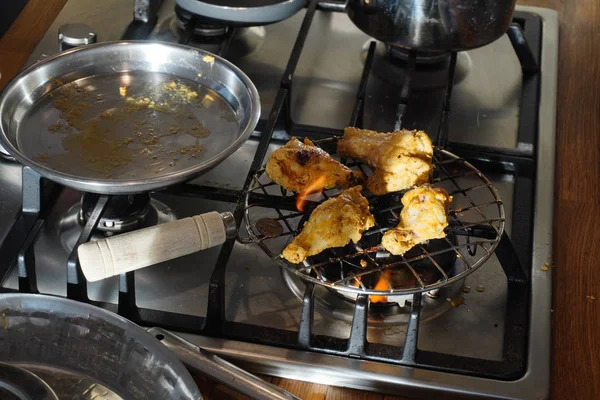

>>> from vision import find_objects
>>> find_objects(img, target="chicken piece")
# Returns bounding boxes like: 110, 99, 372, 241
265, 137, 361, 193
282, 186, 375, 263
381, 185, 452, 256
337, 127, 433, 195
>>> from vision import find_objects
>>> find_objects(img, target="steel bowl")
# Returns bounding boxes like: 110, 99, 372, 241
0, 293, 202, 399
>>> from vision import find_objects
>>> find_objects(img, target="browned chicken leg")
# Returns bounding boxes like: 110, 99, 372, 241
265, 137, 361, 193
282, 186, 375, 264
337, 127, 433, 195
381, 185, 452, 256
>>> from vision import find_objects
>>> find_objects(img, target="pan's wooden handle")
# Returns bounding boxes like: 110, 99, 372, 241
78, 211, 236, 282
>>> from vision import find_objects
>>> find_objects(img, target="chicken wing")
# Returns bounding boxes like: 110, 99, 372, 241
266, 137, 361, 193
381, 185, 452, 256
337, 127, 433, 195
282, 186, 375, 264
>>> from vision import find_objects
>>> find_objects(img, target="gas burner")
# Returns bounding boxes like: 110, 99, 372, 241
362, 41, 471, 89
57, 195, 177, 254
281, 267, 464, 327
154, 14, 266, 60
80, 193, 152, 233
175, 0, 305, 27
175, 5, 229, 37
389, 46, 451, 65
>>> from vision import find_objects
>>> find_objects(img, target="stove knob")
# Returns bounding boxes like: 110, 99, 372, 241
58, 23, 97, 51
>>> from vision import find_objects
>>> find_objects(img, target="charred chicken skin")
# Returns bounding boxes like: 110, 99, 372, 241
337, 127, 433, 195
265, 137, 361, 193
381, 185, 452, 256
282, 186, 375, 264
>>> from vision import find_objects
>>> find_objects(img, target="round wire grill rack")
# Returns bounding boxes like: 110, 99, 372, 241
242, 138, 505, 296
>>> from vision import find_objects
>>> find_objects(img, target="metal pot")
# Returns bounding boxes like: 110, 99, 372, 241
0, 293, 299, 400
346, 0, 517, 53
0, 293, 202, 399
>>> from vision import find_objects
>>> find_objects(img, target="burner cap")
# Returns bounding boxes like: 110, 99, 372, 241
80, 193, 151, 233
389, 45, 450, 65
175, 5, 230, 36
175, 0, 305, 26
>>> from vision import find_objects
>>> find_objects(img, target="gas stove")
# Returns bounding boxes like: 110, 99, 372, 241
0, 0, 557, 398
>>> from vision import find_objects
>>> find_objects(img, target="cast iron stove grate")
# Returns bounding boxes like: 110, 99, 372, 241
0, 0, 542, 383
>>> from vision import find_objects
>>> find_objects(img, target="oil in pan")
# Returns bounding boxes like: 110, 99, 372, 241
18, 71, 239, 179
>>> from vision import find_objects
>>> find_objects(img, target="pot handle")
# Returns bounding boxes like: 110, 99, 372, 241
148, 328, 300, 400
77, 211, 236, 281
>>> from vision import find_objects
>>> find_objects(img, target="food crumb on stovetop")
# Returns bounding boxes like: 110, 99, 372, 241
476, 285, 485, 292
462, 285, 471, 293
540, 262, 551, 272
446, 296, 465, 308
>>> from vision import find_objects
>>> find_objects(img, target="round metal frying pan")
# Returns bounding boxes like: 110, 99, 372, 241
176, 0, 306, 26
0, 41, 260, 194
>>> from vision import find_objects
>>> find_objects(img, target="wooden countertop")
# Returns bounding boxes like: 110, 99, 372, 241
1, 0, 599, 399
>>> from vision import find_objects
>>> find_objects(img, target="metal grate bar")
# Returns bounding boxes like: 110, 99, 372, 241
507, 23, 538, 73
217, 28, 237, 57
66, 195, 110, 301
281, 0, 320, 89
298, 283, 315, 349
0, 169, 63, 287
495, 231, 528, 284
207, 1, 320, 331
178, 18, 196, 45
22, 167, 42, 215
435, 52, 457, 148
401, 292, 422, 364
347, 294, 368, 357
118, 271, 138, 320
349, 41, 376, 127
17, 220, 44, 294
394, 50, 417, 131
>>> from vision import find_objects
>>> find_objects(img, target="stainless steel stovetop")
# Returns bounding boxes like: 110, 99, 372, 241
0, 1, 557, 398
